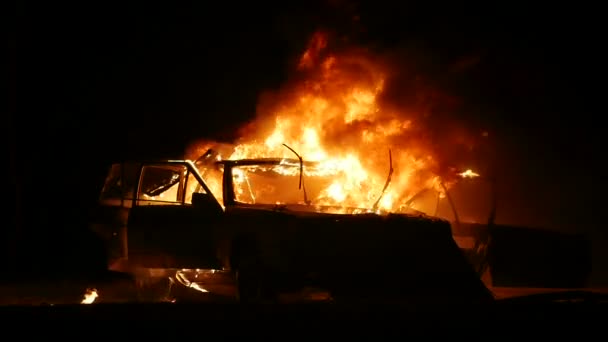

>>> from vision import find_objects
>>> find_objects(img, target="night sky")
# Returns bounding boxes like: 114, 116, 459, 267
8, 2, 605, 283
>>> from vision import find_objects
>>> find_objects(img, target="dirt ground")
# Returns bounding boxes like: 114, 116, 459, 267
0, 270, 333, 305
1, 269, 606, 306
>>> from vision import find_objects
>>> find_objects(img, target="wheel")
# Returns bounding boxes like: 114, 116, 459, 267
234, 255, 262, 303
234, 255, 278, 304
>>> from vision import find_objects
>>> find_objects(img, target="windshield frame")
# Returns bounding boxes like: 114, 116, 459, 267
215, 158, 436, 216
217, 158, 335, 208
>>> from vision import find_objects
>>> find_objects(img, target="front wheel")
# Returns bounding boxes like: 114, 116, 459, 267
235, 268, 259, 303
234, 256, 276, 304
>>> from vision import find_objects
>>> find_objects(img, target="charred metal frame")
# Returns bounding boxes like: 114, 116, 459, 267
128, 160, 221, 209
282, 144, 311, 205
216, 158, 319, 208
372, 149, 393, 212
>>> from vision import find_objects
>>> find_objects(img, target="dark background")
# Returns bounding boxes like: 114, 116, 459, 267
7, 1, 606, 284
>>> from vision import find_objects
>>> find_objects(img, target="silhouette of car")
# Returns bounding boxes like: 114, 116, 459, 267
89, 149, 492, 303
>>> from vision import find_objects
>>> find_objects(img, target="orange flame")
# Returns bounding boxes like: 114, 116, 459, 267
459, 169, 480, 178
81, 288, 98, 304
298, 31, 328, 70
188, 32, 463, 214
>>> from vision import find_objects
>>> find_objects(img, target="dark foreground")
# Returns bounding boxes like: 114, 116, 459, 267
1, 263, 604, 336
1, 269, 606, 336
1, 300, 605, 337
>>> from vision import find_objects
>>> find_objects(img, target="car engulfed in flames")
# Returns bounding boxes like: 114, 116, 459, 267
89, 148, 493, 304
86, 28, 501, 303
82, 27, 594, 305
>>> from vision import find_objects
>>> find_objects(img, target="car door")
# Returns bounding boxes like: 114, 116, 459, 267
126, 162, 224, 269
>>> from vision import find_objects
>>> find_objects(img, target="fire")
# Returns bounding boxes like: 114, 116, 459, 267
81, 288, 98, 304
459, 169, 480, 179
188, 31, 465, 214
175, 270, 209, 293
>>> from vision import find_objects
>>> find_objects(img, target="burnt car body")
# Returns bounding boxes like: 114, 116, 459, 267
405, 173, 591, 288
89, 156, 492, 303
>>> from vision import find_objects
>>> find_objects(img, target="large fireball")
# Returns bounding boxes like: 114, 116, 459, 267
187, 31, 469, 214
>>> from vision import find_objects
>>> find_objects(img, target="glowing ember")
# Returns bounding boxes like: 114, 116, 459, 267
175, 270, 209, 293
81, 288, 98, 304
188, 31, 467, 215
459, 169, 480, 178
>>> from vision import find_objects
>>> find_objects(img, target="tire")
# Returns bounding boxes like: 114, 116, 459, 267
234, 254, 263, 303
234, 255, 277, 304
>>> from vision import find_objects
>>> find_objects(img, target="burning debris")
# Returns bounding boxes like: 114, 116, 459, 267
81, 288, 98, 304
187, 31, 481, 216
174, 270, 209, 293
459, 169, 480, 179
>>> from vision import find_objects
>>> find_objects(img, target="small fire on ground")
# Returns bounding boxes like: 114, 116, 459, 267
81, 288, 98, 304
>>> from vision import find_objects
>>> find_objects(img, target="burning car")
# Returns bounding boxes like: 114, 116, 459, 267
89, 146, 493, 304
